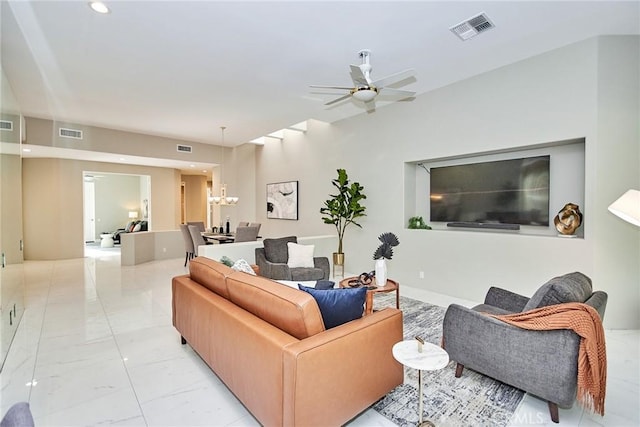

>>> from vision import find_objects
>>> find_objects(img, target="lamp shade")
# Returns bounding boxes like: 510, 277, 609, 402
608, 189, 640, 227
128, 211, 138, 219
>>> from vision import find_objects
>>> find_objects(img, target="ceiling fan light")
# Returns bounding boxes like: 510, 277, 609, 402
352, 88, 377, 102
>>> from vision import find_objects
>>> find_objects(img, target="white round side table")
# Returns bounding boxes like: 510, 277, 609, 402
392, 340, 449, 427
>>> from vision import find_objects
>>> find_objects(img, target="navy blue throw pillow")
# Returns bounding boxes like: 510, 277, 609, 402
298, 285, 366, 329
314, 280, 335, 290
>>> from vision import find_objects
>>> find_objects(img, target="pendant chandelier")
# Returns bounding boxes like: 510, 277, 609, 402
210, 126, 239, 205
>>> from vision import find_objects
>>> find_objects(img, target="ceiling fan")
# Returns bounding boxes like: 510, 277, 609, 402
310, 49, 416, 109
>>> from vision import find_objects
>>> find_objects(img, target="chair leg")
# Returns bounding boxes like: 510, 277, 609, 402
181, 336, 187, 345
548, 402, 559, 423
184, 252, 189, 267
455, 363, 464, 378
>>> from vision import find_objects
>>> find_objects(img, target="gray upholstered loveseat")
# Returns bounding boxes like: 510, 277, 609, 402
255, 236, 330, 281
442, 272, 607, 423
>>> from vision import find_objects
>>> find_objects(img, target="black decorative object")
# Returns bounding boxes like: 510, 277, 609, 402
373, 232, 400, 260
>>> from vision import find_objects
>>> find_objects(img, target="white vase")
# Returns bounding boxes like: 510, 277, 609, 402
375, 258, 387, 287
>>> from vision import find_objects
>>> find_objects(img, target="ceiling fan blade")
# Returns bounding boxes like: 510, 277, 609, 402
379, 87, 416, 98
370, 68, 415, 89
309, 85, 354, 90
325, 93, 352, 106
349, 65, 368, 86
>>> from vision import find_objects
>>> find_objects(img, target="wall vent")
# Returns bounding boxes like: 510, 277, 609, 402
450, 12, 495, 41
0, 120, 13, 131
177, 144, 192, 153
59, 127, 83, 139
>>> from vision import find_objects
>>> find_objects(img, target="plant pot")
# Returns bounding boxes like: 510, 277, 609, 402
333, 252, 344, 266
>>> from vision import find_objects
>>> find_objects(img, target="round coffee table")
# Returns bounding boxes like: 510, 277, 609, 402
392, 340, 449, 427
339, 277, 399, 315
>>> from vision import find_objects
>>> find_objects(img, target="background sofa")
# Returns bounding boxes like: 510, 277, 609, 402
255, 236, 330, 281
172, 257, 403, 426
112, 220, 148, 244
442, 272, 607, 423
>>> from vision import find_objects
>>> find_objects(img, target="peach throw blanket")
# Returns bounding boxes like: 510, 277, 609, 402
490, 302, 606, 416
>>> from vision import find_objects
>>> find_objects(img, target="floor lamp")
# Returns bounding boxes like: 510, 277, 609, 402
608, 189, 640, 227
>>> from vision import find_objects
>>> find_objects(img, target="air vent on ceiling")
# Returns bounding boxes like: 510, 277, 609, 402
450, 12, 495, 41
177, 144, 192, 153
59, 127, 83, 139
0, 120, 13, 131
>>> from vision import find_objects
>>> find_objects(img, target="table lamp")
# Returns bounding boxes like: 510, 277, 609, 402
608, 189, 640, 227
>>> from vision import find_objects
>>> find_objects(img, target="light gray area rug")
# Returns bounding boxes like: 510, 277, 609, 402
372, 294, 524, 427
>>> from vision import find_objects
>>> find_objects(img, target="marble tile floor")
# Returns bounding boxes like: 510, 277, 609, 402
1, 247, 638, 426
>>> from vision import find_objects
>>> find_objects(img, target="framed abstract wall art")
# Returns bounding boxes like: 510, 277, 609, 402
266, 181, 298, 220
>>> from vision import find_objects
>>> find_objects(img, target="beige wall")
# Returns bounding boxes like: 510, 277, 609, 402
25, 117, 221, 164
23, 158, 181, 260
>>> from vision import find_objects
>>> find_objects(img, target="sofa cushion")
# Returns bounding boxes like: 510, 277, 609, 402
298, 285, 367, 329
291, 267, 325, 282
315, 280, 335, 290
231, 259, 257, 275
226, 273, 325, 339
287, 243, 314, 268
0, 402, 34, 427
523, 272, 593, 311
263, 236, 297, 263
188, 257, 233, 300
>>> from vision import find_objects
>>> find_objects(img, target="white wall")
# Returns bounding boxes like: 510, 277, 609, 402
94, 174, 142, 237
253, 36, 639, 329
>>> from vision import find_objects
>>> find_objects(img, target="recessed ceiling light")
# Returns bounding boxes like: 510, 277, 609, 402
89, 2, 110, 14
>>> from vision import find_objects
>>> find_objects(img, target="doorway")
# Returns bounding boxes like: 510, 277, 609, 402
83, 178, 96, 242
82, 172, 151, 253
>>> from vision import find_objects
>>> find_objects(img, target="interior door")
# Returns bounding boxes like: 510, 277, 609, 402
83, 179, 96, 242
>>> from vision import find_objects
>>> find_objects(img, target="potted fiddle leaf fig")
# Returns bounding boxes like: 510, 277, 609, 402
320, 169, 367, 268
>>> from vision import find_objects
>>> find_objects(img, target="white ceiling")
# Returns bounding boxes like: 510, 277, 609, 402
2, 1, 639, 157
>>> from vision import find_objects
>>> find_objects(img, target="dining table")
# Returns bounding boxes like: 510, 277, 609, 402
201, 232, 235, 244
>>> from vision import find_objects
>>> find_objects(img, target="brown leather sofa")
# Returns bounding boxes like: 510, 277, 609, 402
172, 257, 403, 426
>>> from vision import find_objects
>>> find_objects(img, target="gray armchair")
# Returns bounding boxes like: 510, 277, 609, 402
442, 272, 607, 424
255, 236, 330, 281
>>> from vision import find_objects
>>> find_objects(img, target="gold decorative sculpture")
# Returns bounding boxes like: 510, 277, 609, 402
554, 203, 583, 235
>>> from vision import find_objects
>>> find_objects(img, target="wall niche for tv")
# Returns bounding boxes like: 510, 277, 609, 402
404, 138, 585, 237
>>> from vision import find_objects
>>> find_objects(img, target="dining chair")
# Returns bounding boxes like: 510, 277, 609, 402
179, 224, 195, 266
234, 226, 259, 243
186, 221, 205, 232
188, 225, 211, 256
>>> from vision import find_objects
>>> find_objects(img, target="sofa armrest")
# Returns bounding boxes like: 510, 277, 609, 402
443, 303, 580, 408
282, 308, 403, 426
484, 286, 529, 312
313, 257, 330, 280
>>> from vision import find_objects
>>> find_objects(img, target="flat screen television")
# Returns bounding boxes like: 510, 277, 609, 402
430, 155, 550, 226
